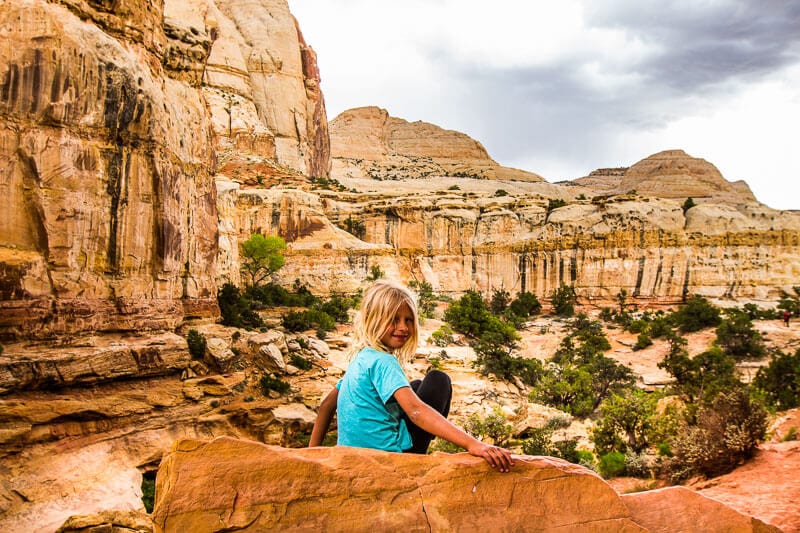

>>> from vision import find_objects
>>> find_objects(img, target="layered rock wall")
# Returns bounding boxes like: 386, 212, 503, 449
0, 0, 330, 339
261, 189, 800, 304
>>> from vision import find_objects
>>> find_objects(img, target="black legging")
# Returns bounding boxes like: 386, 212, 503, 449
402, 370, 452, 454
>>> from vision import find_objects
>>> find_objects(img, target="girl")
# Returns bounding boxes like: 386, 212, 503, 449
309, 279, 514, 472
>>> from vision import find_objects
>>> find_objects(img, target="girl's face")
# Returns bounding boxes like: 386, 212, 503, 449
380, 303, 415, 350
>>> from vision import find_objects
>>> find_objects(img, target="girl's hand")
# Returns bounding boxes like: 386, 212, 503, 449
467, 442, 514, 473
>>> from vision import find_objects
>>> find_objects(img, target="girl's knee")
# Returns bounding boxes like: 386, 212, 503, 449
424, 369, 451, 387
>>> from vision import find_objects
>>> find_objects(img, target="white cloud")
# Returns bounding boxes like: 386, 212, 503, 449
288, 0, 800, 209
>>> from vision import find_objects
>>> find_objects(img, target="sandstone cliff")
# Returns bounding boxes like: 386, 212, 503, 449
571, 149, 757, 204
0, 0, 329, 340
151, 437, 778, 532
330, 106, 544, 182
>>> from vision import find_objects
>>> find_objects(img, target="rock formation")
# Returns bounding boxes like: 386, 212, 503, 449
151, 437, 776, 532
0, 0, 329, 340
330, 106, 544, 182
571, 149, 757, 204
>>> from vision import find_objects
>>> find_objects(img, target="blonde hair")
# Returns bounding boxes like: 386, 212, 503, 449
349, 279, 420, 366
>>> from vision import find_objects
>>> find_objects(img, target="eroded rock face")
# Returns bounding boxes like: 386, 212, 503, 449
0, 0, 330, 339
330, 106, 543, 182
572, 150, 757, 204
153, 437, 645, 532
256, 186, 800, 303
0, 0, 219, 338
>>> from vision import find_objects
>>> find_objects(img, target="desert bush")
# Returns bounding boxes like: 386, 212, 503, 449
289, 353, 313, 371
490, 288, 511, 315
260, 375, 290, 395
282, 309, 336, 333
522, 426, 554, 456
408, 280, 436, 318
507, 291, 542, 318
218, 283, 265, 330
715, 311, 766, 359
752, 348, 800, 409
186, 329, 207, 359
429, 324, 455, 347
598, 452, 627, 478
665, 387, 767, 481
464, 408, 514, 447
668, 295, 721, 333
550, 283, 577, 317
591, 390, 657, 455
633, 333, 653, 351
141, 473, 156, 513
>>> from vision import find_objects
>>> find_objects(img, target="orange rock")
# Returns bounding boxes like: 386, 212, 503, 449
153, 437, 645, 532
622, 486, 781, 533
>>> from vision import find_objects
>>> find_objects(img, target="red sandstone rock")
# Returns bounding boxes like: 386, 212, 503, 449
622, 486, 780, 532
152, 437, 765, 532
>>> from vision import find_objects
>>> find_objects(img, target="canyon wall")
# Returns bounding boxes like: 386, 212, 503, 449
0, 0, 329, 340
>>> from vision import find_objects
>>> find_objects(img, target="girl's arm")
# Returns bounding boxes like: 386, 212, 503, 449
309, 387, 339, 447
393, 387, 514, 472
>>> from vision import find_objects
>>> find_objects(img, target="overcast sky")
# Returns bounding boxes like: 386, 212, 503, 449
287, 0, 800, 210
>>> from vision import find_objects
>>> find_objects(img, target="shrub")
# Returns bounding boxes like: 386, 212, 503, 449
141, 473, 156, 513
668, 295, 721, 333
464, 408, 514, 447
317, 294, 356, 323
246, 282, 317, 307
665, 387, 767, 481
218, 282, 265, 329
598, 452, 626, 478
507, 291, 542, 318
550, 283, 577, 317
289, 353, 313, 371
682, 197, 696, 213
494, 189, 509, 197
341, 215, 366, 239
547, 198, 567, 213
659, 344, 738, 405
627, 319, 648, 334
490, 288, 511, 315
408, 280, 436, 318
282, 309, 336, 333
715, 312, 766, 359
444, 290, 491, 338
752, 348, 800, 409
633, 333, 653, 351
366, 264, 384, 281
782, 427, 798, 442
429, 324, 455, 347
522, 427, 555, 456
591, 390, 657, 455
186, 329, 207, 359
544, 413, 573, 430
260, 375, 290, 395
447, 185, 461, 191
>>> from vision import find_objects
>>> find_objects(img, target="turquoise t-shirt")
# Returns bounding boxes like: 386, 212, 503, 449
336, 347, 413, 452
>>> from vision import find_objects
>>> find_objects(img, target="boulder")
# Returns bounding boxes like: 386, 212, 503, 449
57, 510, 153, 533
153, 437, 648, 532
621, 486, 780, 532
204, 337, 239, 373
